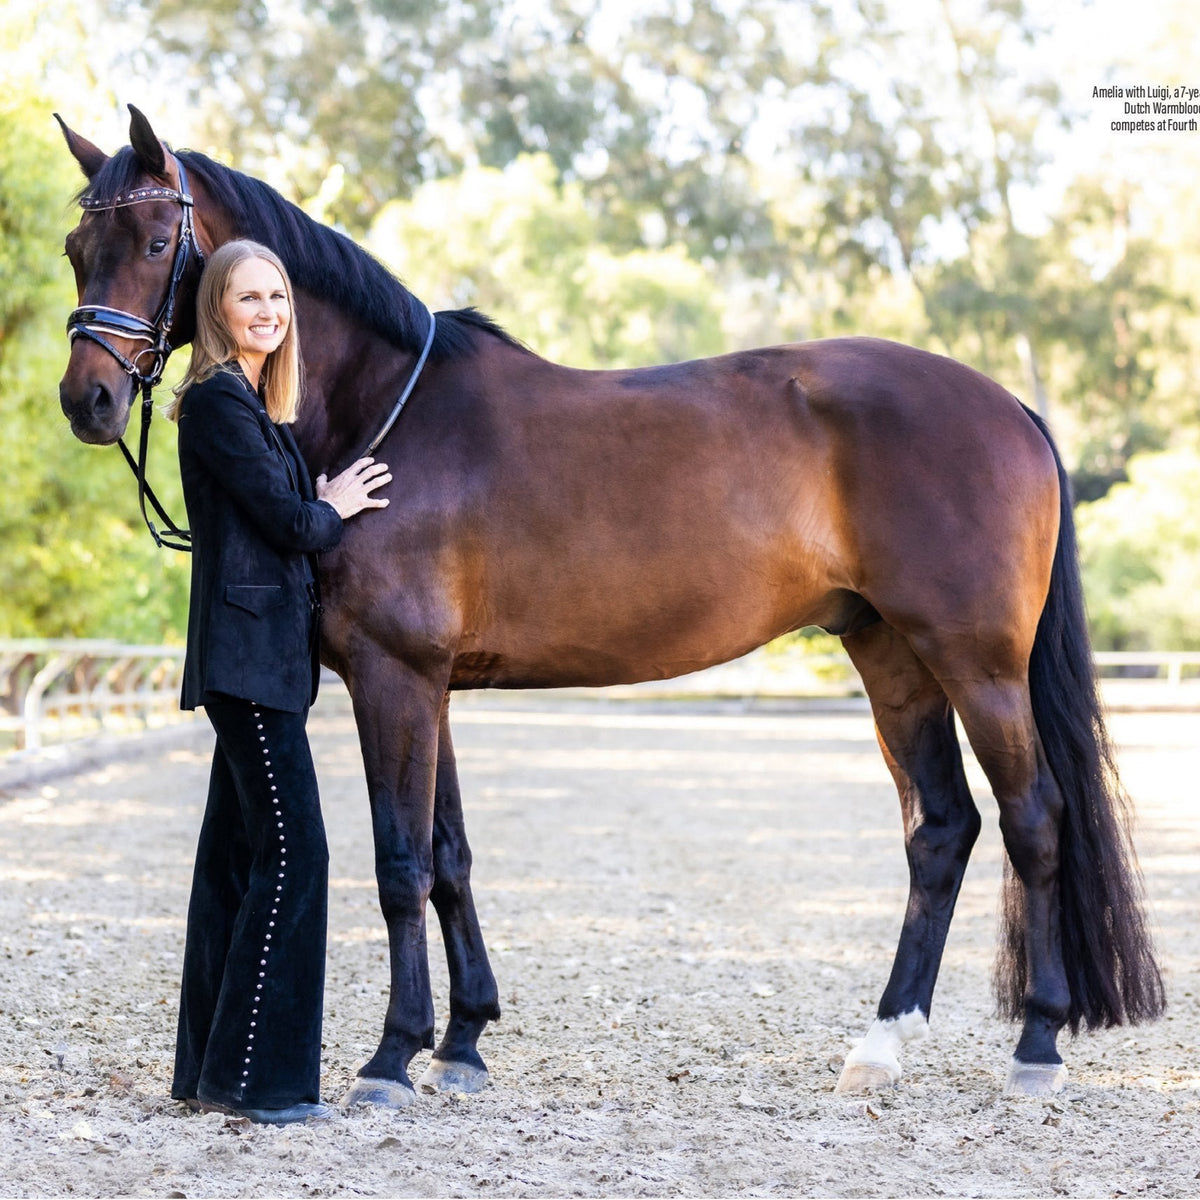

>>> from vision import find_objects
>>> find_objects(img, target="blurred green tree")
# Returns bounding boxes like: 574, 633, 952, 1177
786, 0, 1194, 496
101, 0, 823, 258
1077, 448, 1200, 650
368, 154, 726, 366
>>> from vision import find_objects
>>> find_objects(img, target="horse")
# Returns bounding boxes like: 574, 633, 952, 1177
55, 105, 1163, 1107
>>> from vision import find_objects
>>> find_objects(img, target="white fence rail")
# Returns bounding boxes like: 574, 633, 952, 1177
0, 639, 190, 753
2, 641, 1197, 757
630, 648, 1200, 702
1093, 651, 1200, 685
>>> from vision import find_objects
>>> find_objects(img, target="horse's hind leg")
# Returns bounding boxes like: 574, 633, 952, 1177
418, 696, 501, 1095
835, 622, 981, 1094
937, 668, 1072, 1095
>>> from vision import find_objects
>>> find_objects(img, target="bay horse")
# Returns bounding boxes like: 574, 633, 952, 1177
56, 106, 1163, 1106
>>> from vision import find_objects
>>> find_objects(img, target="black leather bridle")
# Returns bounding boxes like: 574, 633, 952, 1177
67, 153, 203, 551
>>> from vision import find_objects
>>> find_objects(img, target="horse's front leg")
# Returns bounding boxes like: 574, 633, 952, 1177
339, 655, 446, 1110
417, 696, 501, 1095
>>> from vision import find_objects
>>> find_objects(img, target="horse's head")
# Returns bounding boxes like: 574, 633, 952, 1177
57, 106, 206, 444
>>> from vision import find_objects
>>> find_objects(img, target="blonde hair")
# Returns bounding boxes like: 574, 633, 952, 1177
168, 240, 302, 423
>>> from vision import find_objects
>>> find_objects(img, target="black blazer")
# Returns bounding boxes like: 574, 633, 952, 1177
177, 365, 343, 713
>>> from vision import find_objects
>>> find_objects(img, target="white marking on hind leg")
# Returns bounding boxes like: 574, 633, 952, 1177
834, 1009, 929, 1094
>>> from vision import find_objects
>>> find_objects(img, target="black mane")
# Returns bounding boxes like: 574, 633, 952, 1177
81, 146, 527, 362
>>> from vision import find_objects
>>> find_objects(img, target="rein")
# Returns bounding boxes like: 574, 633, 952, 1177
68, 154, 203, 552
364, 307, 435, 457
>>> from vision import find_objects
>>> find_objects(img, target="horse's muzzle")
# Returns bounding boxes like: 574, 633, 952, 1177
59, 375, 132, 445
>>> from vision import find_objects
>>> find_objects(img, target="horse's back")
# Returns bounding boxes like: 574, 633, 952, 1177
479, 333, 1058, 579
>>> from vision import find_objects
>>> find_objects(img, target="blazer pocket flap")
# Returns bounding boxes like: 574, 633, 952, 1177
225, 584, 285, 616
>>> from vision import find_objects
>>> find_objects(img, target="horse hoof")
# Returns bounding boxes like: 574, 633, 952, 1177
341, 1076, 417, 1109
1004, 1060, 1068, 1097
418, 1057, 490, 1095
834, 1062, 899, 1094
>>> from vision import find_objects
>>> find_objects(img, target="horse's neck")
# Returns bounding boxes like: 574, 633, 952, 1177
190, 183, 426, 471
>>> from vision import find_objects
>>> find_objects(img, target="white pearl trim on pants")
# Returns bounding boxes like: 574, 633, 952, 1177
240, 706, 287, 1097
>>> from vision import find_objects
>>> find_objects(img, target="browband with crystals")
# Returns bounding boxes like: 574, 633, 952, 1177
80, 185, 194, 211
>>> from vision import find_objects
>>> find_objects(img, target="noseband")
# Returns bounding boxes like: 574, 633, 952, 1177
67, 154, 202, 551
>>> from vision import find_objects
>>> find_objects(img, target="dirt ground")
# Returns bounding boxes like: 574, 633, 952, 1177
0, 689, 1197, 1199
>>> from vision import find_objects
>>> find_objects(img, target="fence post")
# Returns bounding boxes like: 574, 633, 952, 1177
22, 652, 74, 752
2, 640, 190, 754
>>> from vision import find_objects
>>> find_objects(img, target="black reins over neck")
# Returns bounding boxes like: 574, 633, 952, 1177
68, 153, 203, 552
117, 394, 193, 553
363, 306, 436, 457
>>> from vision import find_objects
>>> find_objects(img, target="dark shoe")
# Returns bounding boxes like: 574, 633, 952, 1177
197, 1096, 337, 1125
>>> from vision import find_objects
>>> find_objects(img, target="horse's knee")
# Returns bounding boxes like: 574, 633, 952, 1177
432, 831, 473, 891
430, 863, 471, 909
431, 801, 475, 904
375, 849, 434, 920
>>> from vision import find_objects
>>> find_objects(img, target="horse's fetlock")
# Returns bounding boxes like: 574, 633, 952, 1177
1024, 989, 1070, 1030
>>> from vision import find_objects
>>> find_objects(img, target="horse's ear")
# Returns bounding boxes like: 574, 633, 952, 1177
128, 104, 168, 178
54, 114, 109, 179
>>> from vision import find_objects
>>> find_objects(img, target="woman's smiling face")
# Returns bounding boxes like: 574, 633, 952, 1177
220, 256, 290, 377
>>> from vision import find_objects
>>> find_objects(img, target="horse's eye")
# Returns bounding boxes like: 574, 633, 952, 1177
149, 238, 169, 256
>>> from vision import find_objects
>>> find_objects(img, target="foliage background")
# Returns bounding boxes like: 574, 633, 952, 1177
2, 0, 1197, 650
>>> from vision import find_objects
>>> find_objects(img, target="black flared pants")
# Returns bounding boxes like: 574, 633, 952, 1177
171, 697, 328, 1109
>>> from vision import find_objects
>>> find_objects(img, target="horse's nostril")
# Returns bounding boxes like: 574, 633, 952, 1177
92, 383, 113, 418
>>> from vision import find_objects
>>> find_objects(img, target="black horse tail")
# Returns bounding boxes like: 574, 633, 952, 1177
995, 406, 1165, 1033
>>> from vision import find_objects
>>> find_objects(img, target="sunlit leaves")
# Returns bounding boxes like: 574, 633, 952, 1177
1078, 450, 1200, 650
368, 154, 725, 367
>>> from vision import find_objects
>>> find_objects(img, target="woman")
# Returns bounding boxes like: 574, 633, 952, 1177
167, 240, 389, 1124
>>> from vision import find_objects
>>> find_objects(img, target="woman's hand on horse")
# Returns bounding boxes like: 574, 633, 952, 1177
316, 457, 392, 519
